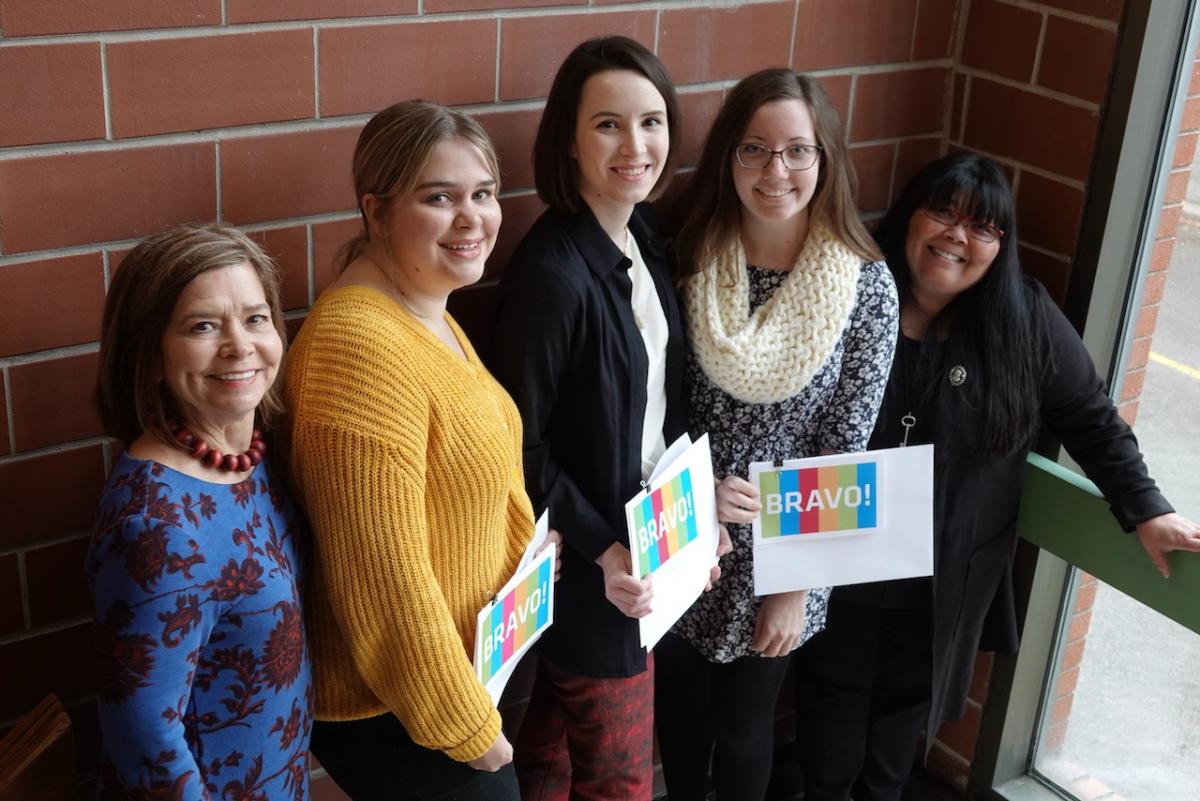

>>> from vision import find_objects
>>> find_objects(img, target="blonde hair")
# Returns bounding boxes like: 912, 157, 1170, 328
338, 100, 502, 271
96, 223, 286, 445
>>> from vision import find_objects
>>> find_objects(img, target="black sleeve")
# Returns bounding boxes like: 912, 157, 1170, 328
490, 251, 622, 563
1036, 283, 1174, 530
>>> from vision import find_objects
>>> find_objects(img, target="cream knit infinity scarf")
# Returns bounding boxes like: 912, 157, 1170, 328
684, 223, 862, 405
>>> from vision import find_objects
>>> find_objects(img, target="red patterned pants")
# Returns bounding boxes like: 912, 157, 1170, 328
514, 654, 655, 801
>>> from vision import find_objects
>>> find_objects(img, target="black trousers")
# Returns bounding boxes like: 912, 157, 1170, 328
311, 714, 520, 801
654, 632, 794, 801
793, 597, 933, 801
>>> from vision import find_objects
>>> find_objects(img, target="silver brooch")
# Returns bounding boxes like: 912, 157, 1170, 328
948, 365, 967, 386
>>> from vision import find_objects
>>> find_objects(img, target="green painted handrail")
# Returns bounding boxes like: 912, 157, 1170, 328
1017, 452, 1200, 636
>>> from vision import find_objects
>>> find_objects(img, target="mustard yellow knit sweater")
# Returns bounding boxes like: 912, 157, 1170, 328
283, 285, 534, 762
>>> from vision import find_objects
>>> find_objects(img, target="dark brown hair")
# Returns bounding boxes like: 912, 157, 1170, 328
533, 36, 680, 214
338, 99, 501, 272
676, 68, 881, 278
96, 223, 286, 445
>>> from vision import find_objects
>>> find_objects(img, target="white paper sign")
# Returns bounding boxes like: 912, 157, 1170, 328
473, 512, 554, 706
751, 445, 933, 595
624, 433, 720, 649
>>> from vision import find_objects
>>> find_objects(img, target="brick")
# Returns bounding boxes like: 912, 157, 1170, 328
793, 0, 917, 71
1044, 718, 1069, 752
1056, 665, 1080, 701
912, 0, 960, 60
1157, 204, 1182, 239
1039, 17, 1117, 105
1074, 578, 1098, 611
0, 254, 105, 357
936, 700, 981, 761
0, 0, 219, 36
951, 73, 967, 142
312, 217, 364, 297
0, 445, 106, 550
476, 107, 543, 193
227, 0, 416, 23
0, 623, 95, 720
427, 0, 574, 11
1183, 98, 1200, 133
0, 145, 216, 254
1150, 238, 1175, 272
678, 90, 725, 168
894, 137, 943, 198
1174, 133, 1198, 170
1118, 400, 1138, 426
0, 378, 8, 455
499, 12, 655, 101
963, 79, 1099, 181
1017, 172, 1084, 255
820, 75, 853, 130
1165, 169, 1190, 203
10, 353, 103, 453
489, 194, 547, 278
0, 44, 105, 148
320, 20, 497, 117
1127, 337, 1152, 370
108, 31, 314, 138
660, 3, 794, 84
0, 555, 23, 636
25, 536, 92, 627
967, 652, 993, 704
850, 143, 896, 214
1143, 271, 1169, 306
961, 0, 1043, 83
1067, 608, 1093, 641
221, 127, 359, 225
1019, 246, 1070, 303
1069, 775, 1118, 801
248, 225, 309, 311
1121, 367, 1145, 402
1061, 637, 1086, 671
850, 68, 947, 143
1036, 0, 1122, 22
1191, 60, 1200, 96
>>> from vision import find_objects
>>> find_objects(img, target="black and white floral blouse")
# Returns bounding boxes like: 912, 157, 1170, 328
674, 260, 898, 663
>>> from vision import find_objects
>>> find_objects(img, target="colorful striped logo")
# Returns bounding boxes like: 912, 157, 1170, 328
479, 557, 552, 684
633, 468, 700, 576
758, 462, 878, 537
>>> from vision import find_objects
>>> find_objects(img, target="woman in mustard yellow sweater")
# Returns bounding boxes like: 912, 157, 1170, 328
283, 100, 549, 801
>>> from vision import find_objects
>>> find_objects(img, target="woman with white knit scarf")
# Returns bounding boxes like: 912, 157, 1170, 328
653, 69, 898, 801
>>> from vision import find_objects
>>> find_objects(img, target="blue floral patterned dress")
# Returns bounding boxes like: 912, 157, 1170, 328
87, 454, 313, 801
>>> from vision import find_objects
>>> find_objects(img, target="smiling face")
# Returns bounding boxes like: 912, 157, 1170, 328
372, 136, 501, 296
904, 205, 1001, 314
732, 98, 820, 228
572, 69, 669, 225
160, 262, 283, 430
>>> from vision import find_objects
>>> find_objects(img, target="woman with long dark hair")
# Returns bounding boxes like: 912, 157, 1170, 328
793, 152, 1200, 801
654, 69, 898, 801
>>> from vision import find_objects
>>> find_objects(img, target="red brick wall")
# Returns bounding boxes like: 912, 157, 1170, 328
0, 0, 960, 791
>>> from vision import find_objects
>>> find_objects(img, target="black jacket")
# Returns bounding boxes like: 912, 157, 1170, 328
487, 203, 688, 677
848, 278, 1173, 741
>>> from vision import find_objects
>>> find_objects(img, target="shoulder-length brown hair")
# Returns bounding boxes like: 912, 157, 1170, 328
96, 223, 286, 445
337, 99, 501, 272
676, 69, 881, 279
533, 36, 681, 214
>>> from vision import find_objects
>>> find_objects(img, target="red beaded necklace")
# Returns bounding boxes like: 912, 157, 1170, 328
171, 421, 265, 473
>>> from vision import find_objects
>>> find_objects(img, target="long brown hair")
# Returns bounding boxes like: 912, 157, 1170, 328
676, 69, 880, 279
338, 99, 501, 272
97, 223, 286, 445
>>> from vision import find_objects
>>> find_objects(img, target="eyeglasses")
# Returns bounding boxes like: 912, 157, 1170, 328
734, 142, 823, 171
920, 207, 1005, 243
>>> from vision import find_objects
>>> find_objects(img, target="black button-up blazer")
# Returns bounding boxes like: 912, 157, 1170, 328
487, 202, 687, 677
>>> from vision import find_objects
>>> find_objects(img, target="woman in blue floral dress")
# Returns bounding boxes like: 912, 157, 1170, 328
88, 223, 312, 801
